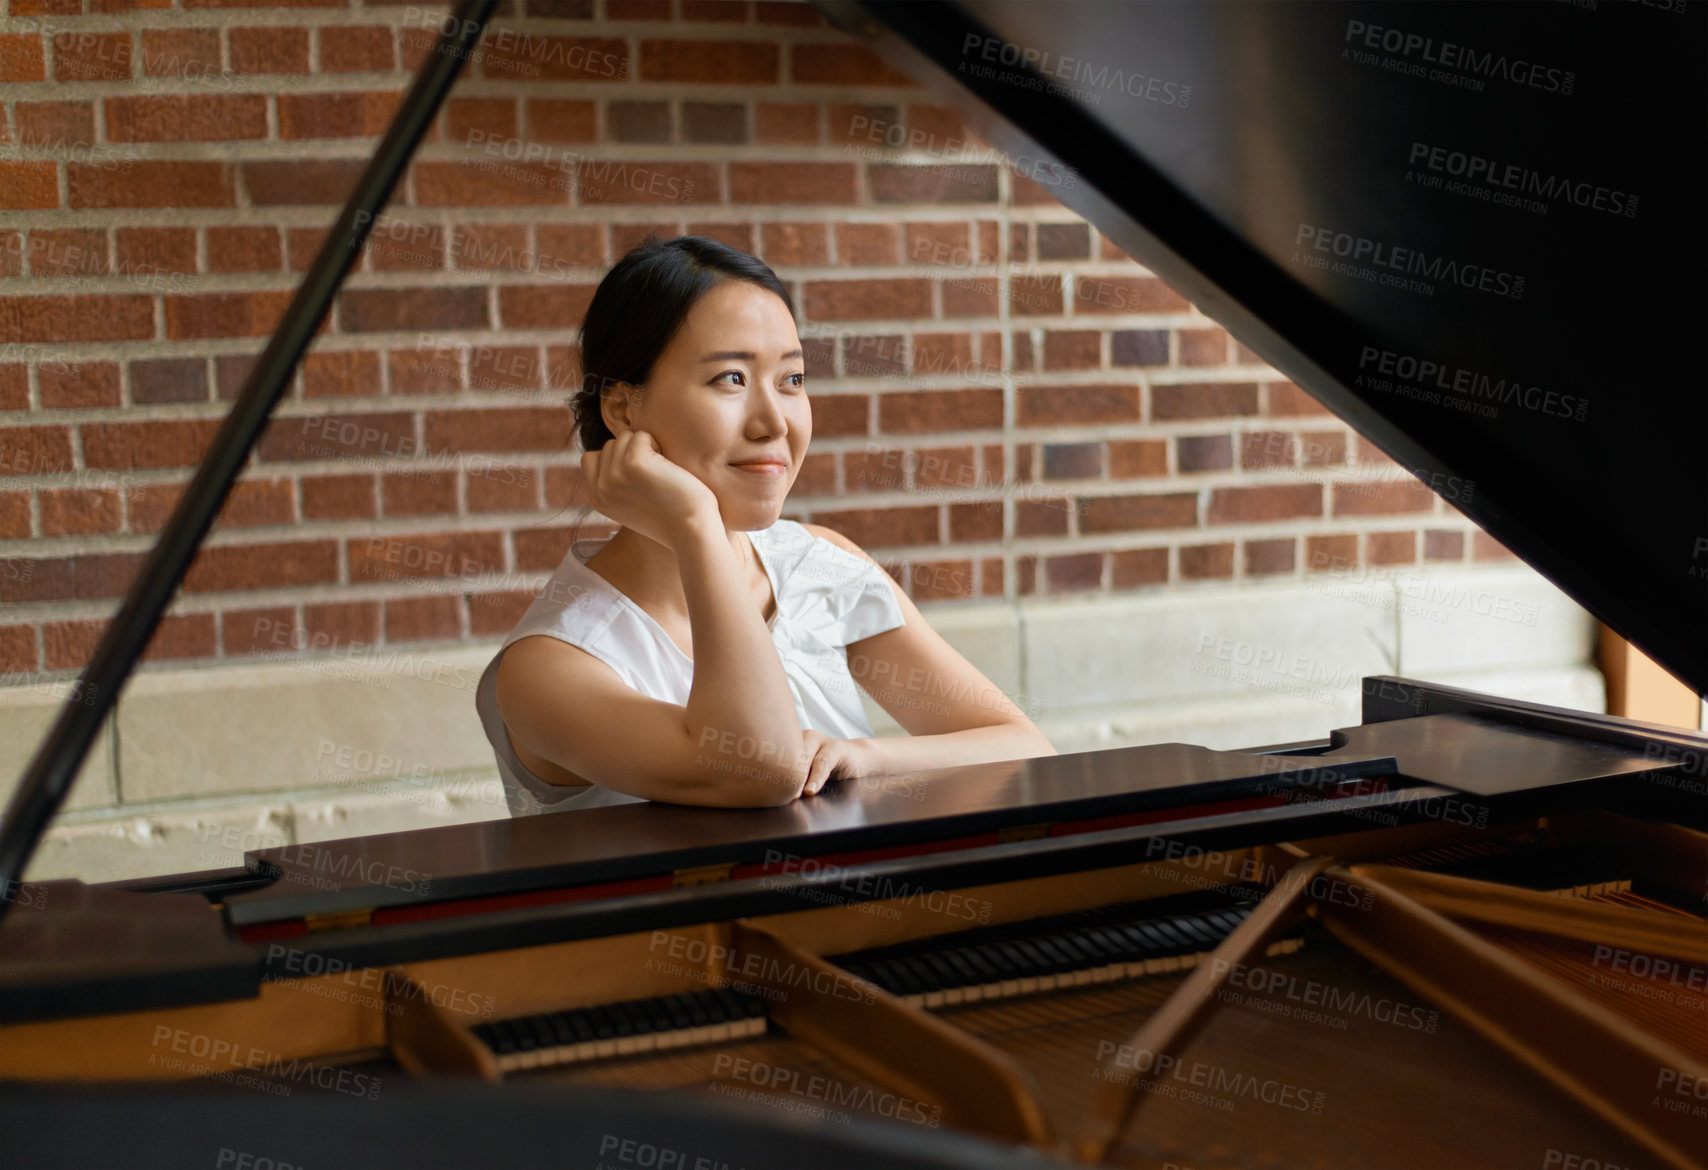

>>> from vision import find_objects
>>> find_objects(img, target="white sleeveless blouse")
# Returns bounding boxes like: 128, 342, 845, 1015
475, 518, 907, 816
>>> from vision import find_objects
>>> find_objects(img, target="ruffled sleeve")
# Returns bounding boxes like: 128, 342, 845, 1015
767, 522, 906, 651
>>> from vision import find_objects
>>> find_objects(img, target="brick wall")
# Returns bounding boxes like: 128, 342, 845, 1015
0, 0, 1513, 686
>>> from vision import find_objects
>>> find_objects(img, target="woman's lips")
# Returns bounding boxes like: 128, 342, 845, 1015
731, 462, 786, 476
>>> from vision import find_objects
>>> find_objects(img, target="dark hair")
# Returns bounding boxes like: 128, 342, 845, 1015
571, 235, 795, 455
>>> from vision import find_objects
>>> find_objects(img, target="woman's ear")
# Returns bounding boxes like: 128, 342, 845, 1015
599, 380, 643, 437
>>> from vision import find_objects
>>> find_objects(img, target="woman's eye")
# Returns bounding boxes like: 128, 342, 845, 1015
785, 372, 805, 390
713, 370, 744, 387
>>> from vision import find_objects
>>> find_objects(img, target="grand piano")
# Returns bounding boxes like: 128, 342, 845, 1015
2, 2, 1704, 1168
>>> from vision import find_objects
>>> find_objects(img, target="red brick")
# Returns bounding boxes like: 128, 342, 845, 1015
1240, 431, 1294, 470
467, 465, 539, 512
1044, 552, 1102, 593
0, 365, 27, 411
69, 161, 233, 208
1266, 380, 1330, 415
941, 278, 997, 317
903, 222, 968, 266
1043, 331, 1100, 370
452, 224, 527, 271
526, 98, 597, 142
1243, 538, 1296, 575
757, 1, 824, 25
869, 165, 998, 204
229, 26, 308, 74
279, 91, 402, 140
183, 540, 339, 593
1112, 547, 1169, 588
1178, 328, 1228, 367
105, 95, 266, 142
423, 407, 571, 453
496, 283, 595, 332
15, 101, 93, 148
385, 595, 463, 643
1110, 439, 1168, 478
685, 221, 754, 251
1080, 493, 1197, 533
367, 222, 445, 272
577, 160, 717, 206
53, 31, 131, 82
1207, 485, 1323, 524
320, 25, 395, 73
640, 39, 777, 82
219, 607, 292, 657
1180, 543, 1235, 580
1424, 529, 1465, 562
0, 35, 47, 83
129, 357, 207, 405
40, 361, 120, 409
0, 625, 37, 675
681, 0, 747, 20
304, 600, 379, 651
479, 35, 629, 82
138, 29, 221, 78
28, 229, 107, 277
387, 348, 463, 396
300, 474, 376, 521
82, 419, 220, 470
382, 470, 457, 516
413, 160, 570, 206
1010, 174, 1065, 209
258, 413, 414, 464
300, 350, 380, 399
207, 226, 281, 273
804, 279, 930, 321
1072, 275, 1190, 315
755, 101, 817, 144
1300, 430, 1347, 467
809, 505, 937, 549
0, 163, 57, 210
837, 222, 898, 265
0, 236, 16, 281
446, 96, 518, 143
165, 291, 293, 340
1304, 535, 1357, 573
1367, 531, 1417, 565
0, 426, 74, 476
877, 388, 1001, 434
911, 332, 972, 378
729, 162, 854, 204
349, 531, 504, 583
761, 222, 829, 266
514, 525, 576, 571
0, 492, 30, 538
115, 227, 196, 276
791, 43, 914, 86
1151, 382, 1260, 421
610, 223, 679, 256
1016, 384, 1141, 428
469, 590, 534, 636
128, 479, 294, 532
243, 160, 363, 206
339, 287, 488, 333
1333, 479, 1435, 516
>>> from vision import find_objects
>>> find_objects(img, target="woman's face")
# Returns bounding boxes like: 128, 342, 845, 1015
602, 279, 811, 530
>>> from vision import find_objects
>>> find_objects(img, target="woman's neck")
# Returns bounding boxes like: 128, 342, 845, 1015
584, 523, 758, 621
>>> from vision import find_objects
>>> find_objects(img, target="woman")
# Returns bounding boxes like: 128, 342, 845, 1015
476, 236, 1055, 815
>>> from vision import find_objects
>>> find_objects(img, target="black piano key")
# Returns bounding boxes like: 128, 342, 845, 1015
975, 943, 1021, 979
525, 1014, 557, 1051
569, 1011, 596, 1045
1170, 915, 1220, 949
546, 1011, 578, 1047
660, 994, 694, 1031
1141, 919, 1193, 952
1116, 921, 1170, 954
940, 947, 983, 985
608, 1002, 641, 1037
470, 1023, 499, 1052
881, 958, 925, 996
1029, 936, 1076, 972
511, 1017, 538, 1052
899, 955, 946, 992
711, 988, 751, 1024
695, 992, 730, 1026
917, 951, 960, 989
1050, 932, 1100, 965
486, 1018, 521, 1055
587, 1005, 617, 1041
1006, 939, 1049, 975
684, 993, 711, 1028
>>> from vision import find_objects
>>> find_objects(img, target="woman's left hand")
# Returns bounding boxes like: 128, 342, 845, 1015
799, 730, 874, 796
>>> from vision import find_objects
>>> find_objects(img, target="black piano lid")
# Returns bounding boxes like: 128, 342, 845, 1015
230, 741, 1401, 926
826, 0, 1708, 694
